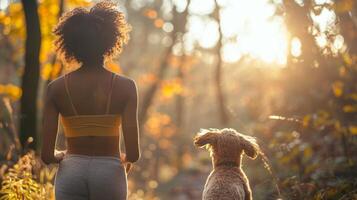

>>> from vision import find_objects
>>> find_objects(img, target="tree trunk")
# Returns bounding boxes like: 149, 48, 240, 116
213, 0, 229, 124
176, 57, 185, 128
139, 5, 186, 127
138, 45, 174, 127
174, 1, 190, 170
174, 0, 190, 130
175, 55, 187, 170
20, 0, 41, 149
283, 0, 319, 66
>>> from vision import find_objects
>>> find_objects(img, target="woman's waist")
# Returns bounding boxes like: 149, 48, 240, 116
66, 148, 121, 158
63, 129, 120, 137
61, 153, 123, 166
66, 137, 120, 157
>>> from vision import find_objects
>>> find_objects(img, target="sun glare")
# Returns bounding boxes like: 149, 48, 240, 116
291, 37, 302, 57
0, 0, 9, 10
186, 0, 289, 65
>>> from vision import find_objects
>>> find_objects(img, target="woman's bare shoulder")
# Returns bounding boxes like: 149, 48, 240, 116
47, 75, 65, 91
114, 74, 134, 82
113, 74, 137, 90
47, 75, 64, 96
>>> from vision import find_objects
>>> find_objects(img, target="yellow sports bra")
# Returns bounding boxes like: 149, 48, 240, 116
60, 73, 121, 138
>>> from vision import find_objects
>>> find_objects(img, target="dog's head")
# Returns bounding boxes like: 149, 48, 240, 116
194, 128, 259, 167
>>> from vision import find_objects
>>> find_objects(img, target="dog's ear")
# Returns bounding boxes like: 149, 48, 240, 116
240, 135, 259, 159
194, 129, 219, 148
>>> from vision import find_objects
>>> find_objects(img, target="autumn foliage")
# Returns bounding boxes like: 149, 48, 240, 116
0, 0, 357, 200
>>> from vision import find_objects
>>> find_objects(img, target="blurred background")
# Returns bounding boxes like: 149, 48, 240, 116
0, 0, 357, 199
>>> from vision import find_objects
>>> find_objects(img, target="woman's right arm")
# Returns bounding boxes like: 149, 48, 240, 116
121, 79, 140, 163
41, 82, 62, 164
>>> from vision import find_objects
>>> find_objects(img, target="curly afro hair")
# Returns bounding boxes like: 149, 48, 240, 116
53, 1, 131, 64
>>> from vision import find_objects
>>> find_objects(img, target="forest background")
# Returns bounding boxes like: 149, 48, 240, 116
0, 0, 356, 199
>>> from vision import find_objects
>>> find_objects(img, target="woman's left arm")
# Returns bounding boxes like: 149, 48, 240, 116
41, 82, 61, 164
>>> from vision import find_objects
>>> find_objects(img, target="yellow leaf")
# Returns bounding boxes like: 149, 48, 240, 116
138, 73, 158, 84
302, 115, 311, 127
67, 0, 92, 8
154, 18, 164, 28
49, 4, 59, 15
144, 112, 173, 139
326, 188, 338, 197
303, 146, 313, 159
342, 53, 353, 66
0, 11, 5, 20
0, 85, 5, 94
8, 2, 22, 14
334, 121, 341, 131
347, 93, 357, 101
2, 16, 11, 26
50, 62, 62, 79
343, 105, 357, 113
3, 84, 22, 100
349, 126, 357, 135
144, 9, 158, 19
160, 80, 183, 99
41, 63, 52, 80
304, 163, 318, 174
332, 81, 343, 97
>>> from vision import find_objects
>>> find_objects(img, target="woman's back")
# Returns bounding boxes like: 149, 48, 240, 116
52, 68, 127, 117
47, 67, 137, 157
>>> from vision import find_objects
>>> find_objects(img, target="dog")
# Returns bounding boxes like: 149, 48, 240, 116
194, 128, 260, 200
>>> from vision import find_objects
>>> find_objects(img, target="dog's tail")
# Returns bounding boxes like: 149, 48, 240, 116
259, 150, 282, 199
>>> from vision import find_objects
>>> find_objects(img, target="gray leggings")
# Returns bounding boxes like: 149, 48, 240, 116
55, 154, 127, 200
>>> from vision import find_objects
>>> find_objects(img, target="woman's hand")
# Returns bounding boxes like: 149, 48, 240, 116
120, 153, 133, 174
54, 150, 67, 163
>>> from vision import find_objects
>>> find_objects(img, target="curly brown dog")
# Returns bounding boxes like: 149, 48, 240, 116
194, 128, 260, 200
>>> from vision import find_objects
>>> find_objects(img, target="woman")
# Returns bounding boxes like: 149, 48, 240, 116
41, 2, 140, 200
